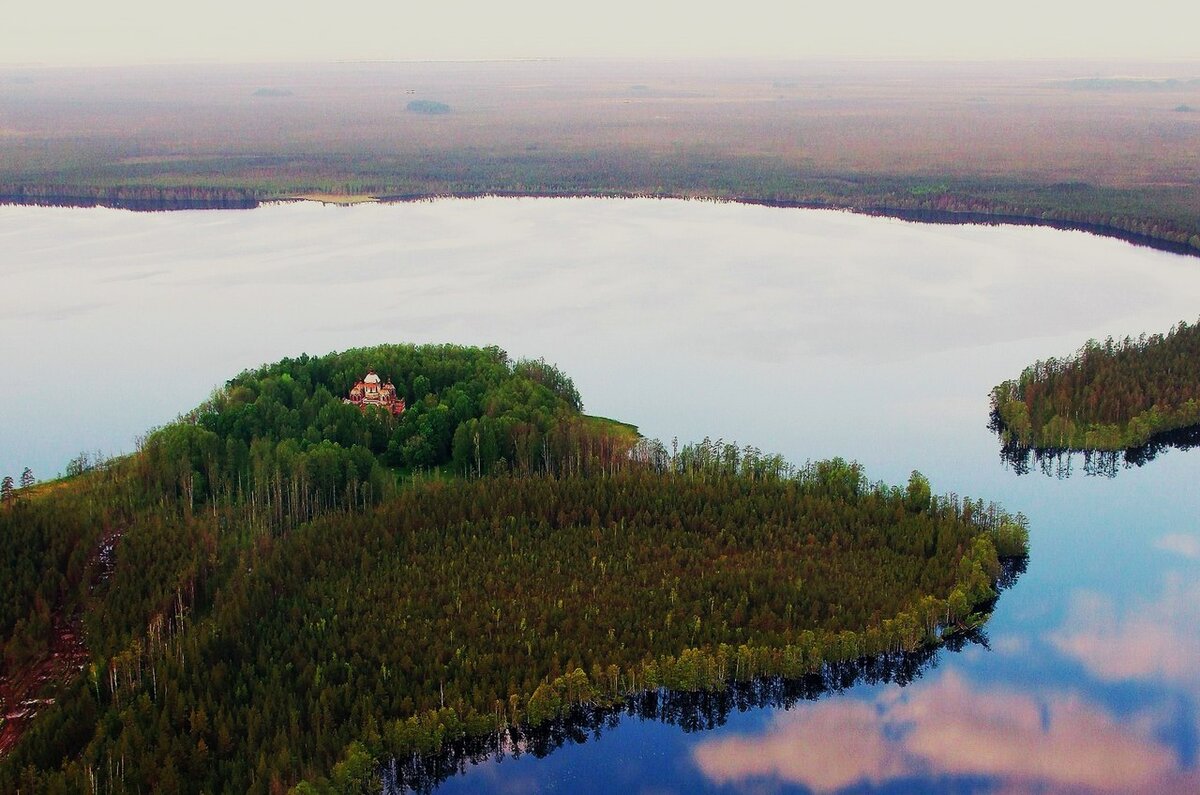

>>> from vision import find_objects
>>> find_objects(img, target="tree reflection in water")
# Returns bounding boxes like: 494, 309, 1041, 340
991, 410, 1200, 478
382, 558, 1026, 794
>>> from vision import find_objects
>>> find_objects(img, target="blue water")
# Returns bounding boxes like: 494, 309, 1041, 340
3, 198, 1199, 792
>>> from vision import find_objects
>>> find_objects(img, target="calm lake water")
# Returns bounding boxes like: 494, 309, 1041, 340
4, 198, 1200, 792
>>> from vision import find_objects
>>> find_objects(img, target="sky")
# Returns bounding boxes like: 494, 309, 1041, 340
4, 1, 1200, 66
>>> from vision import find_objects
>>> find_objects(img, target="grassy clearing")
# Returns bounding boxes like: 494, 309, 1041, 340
289, 193, 378, 205
583, 414, 640, 443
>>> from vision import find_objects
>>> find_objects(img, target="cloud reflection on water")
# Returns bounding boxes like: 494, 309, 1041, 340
696, 553, 1200, 794
1154, 534, 1200, 562
1048, 579, 1200, 687
692, 671, 1191, 793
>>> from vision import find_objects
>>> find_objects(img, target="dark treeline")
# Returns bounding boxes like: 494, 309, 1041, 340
848, 204, 1200, 258
4, 150, 1200, 255
0, 185, 261, 210
991, 319, 1200, 456
1, 344, 1027, 794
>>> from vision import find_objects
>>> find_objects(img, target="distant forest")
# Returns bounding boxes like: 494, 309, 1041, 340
1, 344, 1027, 794
991, 319, 1200, 452
2, 61, 1199, 254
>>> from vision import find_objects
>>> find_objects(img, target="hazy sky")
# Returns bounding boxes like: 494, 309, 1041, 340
4, 1, 1200, 65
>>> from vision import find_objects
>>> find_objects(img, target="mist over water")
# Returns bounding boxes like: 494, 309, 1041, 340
4, 198, 1200, 791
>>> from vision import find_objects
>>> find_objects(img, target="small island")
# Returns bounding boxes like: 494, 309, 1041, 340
1, 344, 1027, 793
991, 319, 1200, 467
406, 99, 451, 115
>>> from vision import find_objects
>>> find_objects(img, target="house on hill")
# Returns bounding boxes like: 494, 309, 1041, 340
344, 370, 406, 415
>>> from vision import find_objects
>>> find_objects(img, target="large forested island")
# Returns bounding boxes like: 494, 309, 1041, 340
991, 319, 1200, 454
0, 344, 1027, 793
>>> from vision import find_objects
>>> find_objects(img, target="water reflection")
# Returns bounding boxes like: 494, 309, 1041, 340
693, 670, 1191, 794
391, 557, 1025, 794
384, 642, 952, 794
991, 411, 1200, 478
1154, 534, 1200, 562
1049, 571, 1200, 688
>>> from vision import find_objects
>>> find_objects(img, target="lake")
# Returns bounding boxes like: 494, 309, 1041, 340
4, 197, 1200, 792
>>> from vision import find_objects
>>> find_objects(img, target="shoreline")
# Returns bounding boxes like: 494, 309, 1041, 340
2, 188, 1198, 259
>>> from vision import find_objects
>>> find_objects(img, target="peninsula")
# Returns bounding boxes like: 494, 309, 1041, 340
1, 343, 1028, 793
991, 319, 1200, 454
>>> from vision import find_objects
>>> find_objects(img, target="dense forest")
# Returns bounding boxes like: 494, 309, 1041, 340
1, 344, 1027, 794
991, 319, 1200, 454
2, 344, 601, 670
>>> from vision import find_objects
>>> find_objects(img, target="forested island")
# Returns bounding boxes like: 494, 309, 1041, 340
991, 320, 1200, 473
1, 343, 1027, 793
